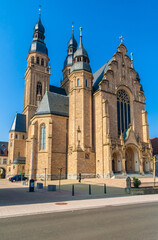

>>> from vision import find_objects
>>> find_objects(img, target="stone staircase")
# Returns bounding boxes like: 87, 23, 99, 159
113, 173, 153, 179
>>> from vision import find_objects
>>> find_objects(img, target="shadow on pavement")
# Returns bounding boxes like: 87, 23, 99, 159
0, 183, 128, 206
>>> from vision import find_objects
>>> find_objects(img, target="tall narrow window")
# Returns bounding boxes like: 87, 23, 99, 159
36, 82, 42, 95
37, 57, 39, 64
77, 79, 80, 86
40, 124, 46, 150
41, 58, 44, 66
85, 80, 88, 87
31, 56, 34, 63
117, 89, 131, 136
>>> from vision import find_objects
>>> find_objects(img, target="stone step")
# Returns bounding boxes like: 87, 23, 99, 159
113, 173, 153, 179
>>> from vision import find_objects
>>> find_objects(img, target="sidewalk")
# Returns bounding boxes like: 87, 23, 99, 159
1, 194, 158, 219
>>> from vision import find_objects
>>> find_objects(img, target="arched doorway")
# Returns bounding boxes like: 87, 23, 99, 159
125, 146, 139, 173
144, 158, 150, 173
0, 168, 6, 179
112, 152, 121, 173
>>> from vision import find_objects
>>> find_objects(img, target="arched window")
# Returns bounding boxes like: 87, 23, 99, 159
36, 82, 42, 95
37, 57, 39, 64
85, 80, 88, 87
31, 56, 34, 64
77, 79, 80, 86
40, 124, 46, 150
117, 89, 131, 135
41, 58, 44, 66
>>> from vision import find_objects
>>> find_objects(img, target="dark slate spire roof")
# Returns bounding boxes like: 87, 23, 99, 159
63, 27, 78, 69
0, 142, 8, 156
36, 91, 69, 117
10, 114, 26, 132
93, 58, 113, 91
70, 27, 91, 73
29, 12, 48, 55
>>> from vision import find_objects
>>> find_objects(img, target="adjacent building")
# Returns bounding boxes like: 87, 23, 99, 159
0, 142, 8, 178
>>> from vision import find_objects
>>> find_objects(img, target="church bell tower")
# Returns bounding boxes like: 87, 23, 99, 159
23, 9, 51, 129
68, 28, 95, 179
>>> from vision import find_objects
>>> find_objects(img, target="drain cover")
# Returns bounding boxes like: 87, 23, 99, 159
55, 202, 68, 205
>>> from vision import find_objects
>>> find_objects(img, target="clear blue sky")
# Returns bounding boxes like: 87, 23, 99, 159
0, 0, 158, 141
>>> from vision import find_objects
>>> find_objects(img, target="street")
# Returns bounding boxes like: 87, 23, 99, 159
0, 202, 158, 240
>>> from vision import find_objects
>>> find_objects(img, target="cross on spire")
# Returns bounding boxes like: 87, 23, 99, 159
80, 27, 83, 37
119, 35, 124, 43
72, 22, 74, 32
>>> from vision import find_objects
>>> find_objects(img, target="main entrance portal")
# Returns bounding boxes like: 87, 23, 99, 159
125, 146, 139, 173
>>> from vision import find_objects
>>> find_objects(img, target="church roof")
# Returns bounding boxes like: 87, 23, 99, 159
36, 91, 69, 117
93, 58, 113, 91
10, 114, 26, 132
50, 85, 67, 95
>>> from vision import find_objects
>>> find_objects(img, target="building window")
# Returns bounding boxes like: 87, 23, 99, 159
40, 124, 46, 150
23, 135, 25, 140
37, 57, 39, 64
117, 89, 131, 136
77, 79, 80, 87
31, 56, 34, 64
36, 82, 42, 95
9, 167, 11, 172
85, 80, 88, 87
15, 134, 18, 139
41, 58, 44, 66
13, 165, 15, 169
3, 159, 7, 164
11, 134, 13, 138
10, 142, 12, 147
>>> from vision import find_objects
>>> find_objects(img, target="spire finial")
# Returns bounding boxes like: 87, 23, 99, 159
131, 52, 133, 68
119, 35, 124, 43
72, 22, 74, 33
79, 27, 83, 37
39, 5, 41, 17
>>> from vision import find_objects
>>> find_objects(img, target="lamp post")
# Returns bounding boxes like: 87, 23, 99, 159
59, 168, 62, 191
151, 155, 158, 187
44, 168, 47, 189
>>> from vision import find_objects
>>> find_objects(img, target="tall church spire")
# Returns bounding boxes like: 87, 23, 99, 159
70, 27, 91, 73
29, 10, 48, 55
63, 24, 77, 68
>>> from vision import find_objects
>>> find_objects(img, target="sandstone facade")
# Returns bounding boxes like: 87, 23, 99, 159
7, 14, 153, 180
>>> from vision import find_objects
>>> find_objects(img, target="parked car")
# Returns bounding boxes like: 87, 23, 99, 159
9, 175, 28, 182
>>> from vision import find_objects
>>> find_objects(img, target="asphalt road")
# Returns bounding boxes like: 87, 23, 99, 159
0, 202, 158, 240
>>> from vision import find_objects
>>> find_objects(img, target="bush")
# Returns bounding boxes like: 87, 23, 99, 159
133, 177, 141, 188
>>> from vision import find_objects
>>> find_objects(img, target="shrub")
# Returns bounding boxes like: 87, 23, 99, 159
133, 177, 141, 188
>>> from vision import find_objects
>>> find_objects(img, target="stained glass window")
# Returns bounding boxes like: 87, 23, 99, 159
40, 124, 46, 150
117, 89, 131, 135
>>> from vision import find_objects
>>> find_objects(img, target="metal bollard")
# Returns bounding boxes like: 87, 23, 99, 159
104, 184, 106, 194
89, 184, 91, 195
72, 184, 74, 196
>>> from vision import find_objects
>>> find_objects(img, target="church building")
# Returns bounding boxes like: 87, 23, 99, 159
7, 12, 153, 179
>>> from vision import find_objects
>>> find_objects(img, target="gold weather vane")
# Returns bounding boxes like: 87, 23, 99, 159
119, 35, 124, 43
